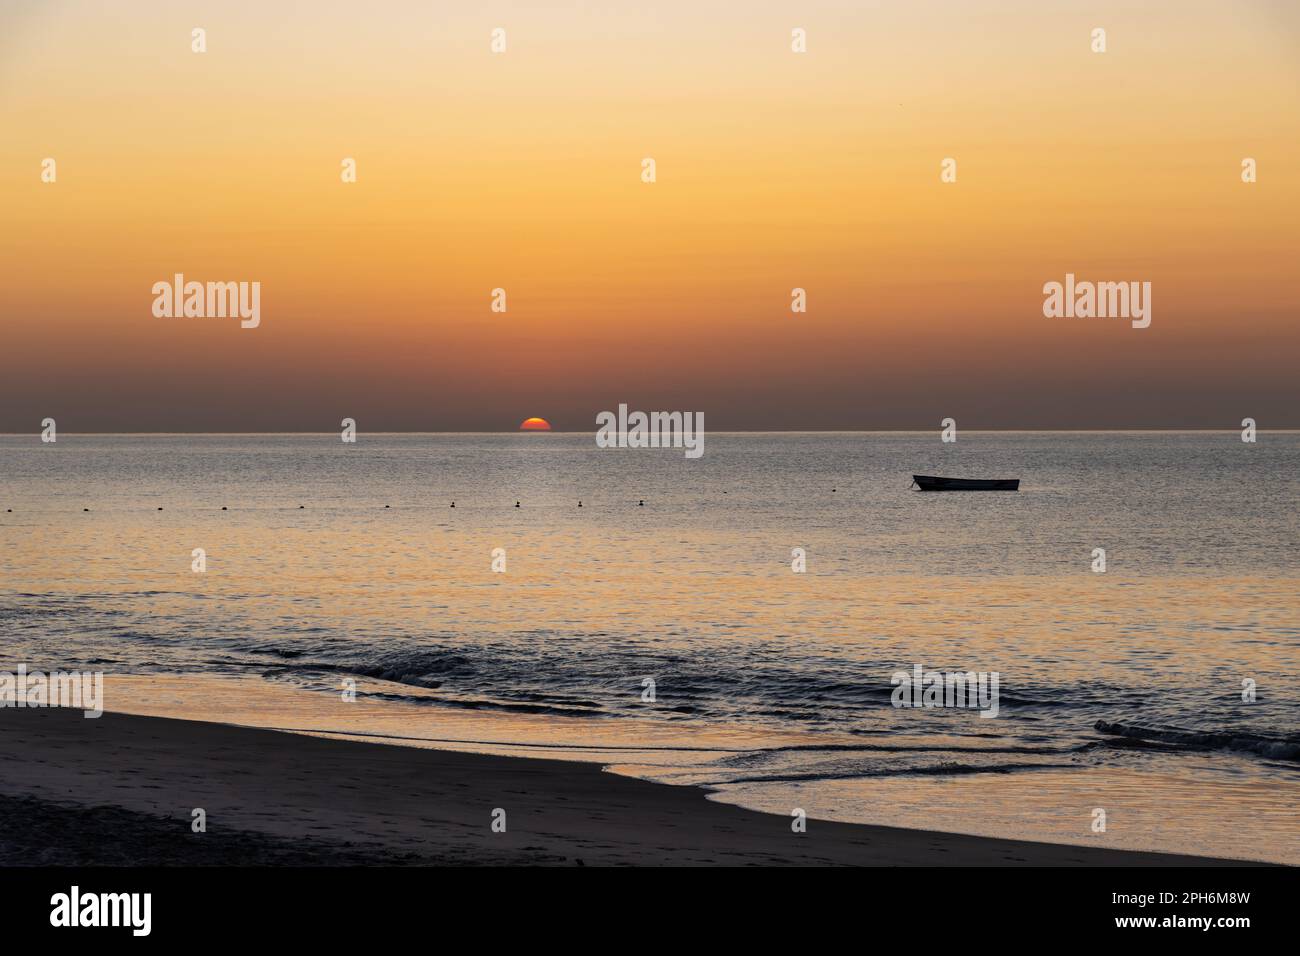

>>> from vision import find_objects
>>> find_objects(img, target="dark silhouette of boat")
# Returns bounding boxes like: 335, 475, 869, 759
912, 475, 1019, 492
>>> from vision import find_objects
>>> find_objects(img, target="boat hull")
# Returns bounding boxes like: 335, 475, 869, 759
913, 475, 1020, 492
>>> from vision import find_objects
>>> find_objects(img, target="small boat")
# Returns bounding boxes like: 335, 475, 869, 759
912, 475, 1019, 492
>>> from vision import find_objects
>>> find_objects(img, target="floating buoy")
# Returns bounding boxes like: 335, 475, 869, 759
450, 502, 455, 508
515, 501, 520, 508
83, 508, 89, 512
157, 507, 163, 511
638, 499, 644, 506
298, 505, 305, 509
221, 506, 228, 511
384, 505, 390, 509
578, 501, 582, 507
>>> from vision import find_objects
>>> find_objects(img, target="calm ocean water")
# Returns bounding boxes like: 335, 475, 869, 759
2, 433, 1298, 861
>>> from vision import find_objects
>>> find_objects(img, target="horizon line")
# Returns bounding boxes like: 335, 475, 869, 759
3, 427, 1297, 436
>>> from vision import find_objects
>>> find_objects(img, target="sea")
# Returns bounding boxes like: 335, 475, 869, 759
2, 432, 1297, 863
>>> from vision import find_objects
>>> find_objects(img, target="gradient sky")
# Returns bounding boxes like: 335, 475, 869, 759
1, 0, 1297, 430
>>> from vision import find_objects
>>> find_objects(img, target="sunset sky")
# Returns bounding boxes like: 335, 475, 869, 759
1, 0, 1297, 430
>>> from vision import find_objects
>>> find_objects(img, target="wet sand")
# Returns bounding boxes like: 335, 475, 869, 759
0, 707, 1255, 866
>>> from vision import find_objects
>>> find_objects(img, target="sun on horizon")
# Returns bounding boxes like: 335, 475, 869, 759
519, 417, 552, 431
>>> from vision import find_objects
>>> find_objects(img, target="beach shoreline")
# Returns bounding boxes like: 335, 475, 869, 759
0, 707, 1261, 867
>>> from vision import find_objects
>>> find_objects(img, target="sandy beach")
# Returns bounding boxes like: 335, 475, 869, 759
0, 707, 1256, 867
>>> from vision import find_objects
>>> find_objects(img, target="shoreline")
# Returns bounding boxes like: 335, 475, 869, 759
0, 707, 1261, 866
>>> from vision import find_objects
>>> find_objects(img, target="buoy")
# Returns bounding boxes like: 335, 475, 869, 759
384, 505, 390, 509
578, 501, 582, 507
515, 501, 520, 508
299, 505, 305, 509
157, 507, 163, 511
83, 508, 89, 512
450, 502, 455, 508
638, 499, 644, 506
221, 506, 228, 511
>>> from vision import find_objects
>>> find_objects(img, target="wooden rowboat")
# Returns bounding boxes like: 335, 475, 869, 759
912, 475, 1020, 492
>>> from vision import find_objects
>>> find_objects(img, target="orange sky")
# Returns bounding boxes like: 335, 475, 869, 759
1, 0, 1297, 430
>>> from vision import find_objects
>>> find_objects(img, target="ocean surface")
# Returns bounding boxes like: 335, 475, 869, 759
2, 432, 1298, 862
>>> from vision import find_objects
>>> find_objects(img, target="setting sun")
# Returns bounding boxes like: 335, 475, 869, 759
519, 417, 552, 431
